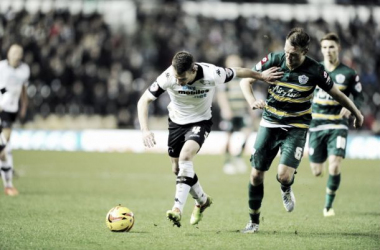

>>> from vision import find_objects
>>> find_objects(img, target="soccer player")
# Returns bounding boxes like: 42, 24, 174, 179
217, 54, 253, 174
308, 33, 364, 217
239, 28, 363, 233
0, 44, 30, 196
137, 51, 283, 227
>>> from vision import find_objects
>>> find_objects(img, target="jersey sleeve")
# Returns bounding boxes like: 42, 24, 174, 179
147, 67, 170, 99
316, 65, 334, 92
253, 53, 273, 72
349, 73, 364, 109
213, 66, 236, 84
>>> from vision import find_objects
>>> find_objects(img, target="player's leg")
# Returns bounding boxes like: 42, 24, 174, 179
278, 128, 308, 212
242, 126, 279, 233
308, 130, 328, 177
277, 164, 297, 212
223, 130, 236, 174
233, 117, 250, 173
184, 122, 213, 225
0, 127, 17, 196
323, 129, 347, 217
166, 140, 200, 227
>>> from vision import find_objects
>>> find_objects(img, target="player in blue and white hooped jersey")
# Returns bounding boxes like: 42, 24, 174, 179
137, 51, 283, 227
0, 44, 30, 196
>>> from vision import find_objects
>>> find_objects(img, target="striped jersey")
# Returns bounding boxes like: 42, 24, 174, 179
147, 63, 236, 125
310, 62, 363, 131
254, 52, 333, 129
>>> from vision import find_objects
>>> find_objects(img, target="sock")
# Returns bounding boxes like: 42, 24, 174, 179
277, 174, 295, 192
173, 161, 196, 213
189, 174, 207, 206
1, 164, 13, 188
325, 174, 341, 209
248, 183, 263, 224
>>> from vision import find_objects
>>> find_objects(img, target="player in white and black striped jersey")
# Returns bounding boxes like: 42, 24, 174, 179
0, 44, 30, 196
137, 51, 283, 227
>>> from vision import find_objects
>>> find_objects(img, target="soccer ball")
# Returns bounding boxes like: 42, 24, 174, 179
106, 205, 135, 232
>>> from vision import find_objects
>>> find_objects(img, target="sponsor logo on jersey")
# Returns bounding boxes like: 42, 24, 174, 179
261, 56, 268, 64
298, 75, 309, 84
355, 82, 362, 92
177, 89, 210, 95
335, 74, 346, 84
166, 72, 170, 78
216, 69, 221, 76
150, 82, 159, 92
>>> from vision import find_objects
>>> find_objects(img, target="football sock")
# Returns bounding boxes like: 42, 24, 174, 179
189, 174, 207, 206
0, 165, 13, 188
248, 183, 263, 224
173, 161, 196, 212
325, 174, 341, 209
1, 146, 14, 188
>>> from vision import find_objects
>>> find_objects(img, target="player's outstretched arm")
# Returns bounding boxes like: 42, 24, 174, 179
233, 67, 283, 82
240, 78, 266, 110
137, 90, 156, 148
327, 85, 364, 128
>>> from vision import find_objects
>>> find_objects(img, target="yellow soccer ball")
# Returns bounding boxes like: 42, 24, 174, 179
106, 205, 135, 232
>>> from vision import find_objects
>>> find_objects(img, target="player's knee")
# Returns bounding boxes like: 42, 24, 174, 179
277, 173, 293, 185
250, 171, 264, 185
310, 163, 323, 176
328, 156, 342, 175
329, 165, 340, 175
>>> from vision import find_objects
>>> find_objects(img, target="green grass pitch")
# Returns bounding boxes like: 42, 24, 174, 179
0, 151, 379, 249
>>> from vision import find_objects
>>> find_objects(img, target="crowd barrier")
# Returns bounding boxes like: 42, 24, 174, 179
10, 129, 380, 159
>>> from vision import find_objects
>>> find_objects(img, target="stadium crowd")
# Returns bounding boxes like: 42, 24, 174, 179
0, 3, 379, 133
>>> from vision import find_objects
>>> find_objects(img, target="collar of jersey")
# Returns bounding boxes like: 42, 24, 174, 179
187, 63, 204, 85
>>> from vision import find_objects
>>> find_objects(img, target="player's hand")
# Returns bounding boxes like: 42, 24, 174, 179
261, 67, 283, 83
251, 100, 266, 110
142, 130, 156, 148
340, 107, 351, 118
353, 113, 364, 128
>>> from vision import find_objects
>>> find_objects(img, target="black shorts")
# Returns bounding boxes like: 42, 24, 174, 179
168, 118, 213, 158
0, 111, 17, 128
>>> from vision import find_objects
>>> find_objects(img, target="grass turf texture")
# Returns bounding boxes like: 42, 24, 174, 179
0, 151, 379, 250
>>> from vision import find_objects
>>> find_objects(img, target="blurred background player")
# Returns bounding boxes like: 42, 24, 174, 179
308, 33, 364, 217
0, 44, 30, 196
217, 54, 253, 174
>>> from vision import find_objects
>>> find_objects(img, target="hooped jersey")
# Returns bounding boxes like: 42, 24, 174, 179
0, 60, 30, 112
310, 63, 363, 131
147, 63, 236, 125
254, 52, 333, 129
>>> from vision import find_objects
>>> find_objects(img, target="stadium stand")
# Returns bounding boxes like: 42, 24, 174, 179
0, 1, 379, 134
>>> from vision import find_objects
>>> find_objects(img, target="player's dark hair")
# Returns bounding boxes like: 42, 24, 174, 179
172, 51, 194, 74
286, 27, 310, 51
320, 32, 340, 45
